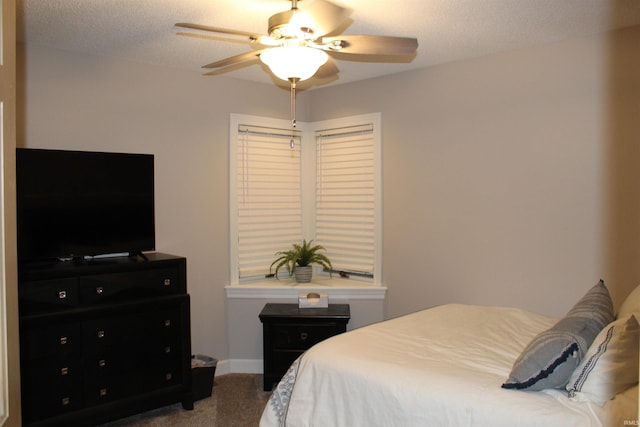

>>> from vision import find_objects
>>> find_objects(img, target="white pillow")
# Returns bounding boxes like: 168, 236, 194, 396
618, 284, 640, 317
566, 313, 639, 406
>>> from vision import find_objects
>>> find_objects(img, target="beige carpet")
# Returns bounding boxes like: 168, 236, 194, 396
100, 374, 272, 427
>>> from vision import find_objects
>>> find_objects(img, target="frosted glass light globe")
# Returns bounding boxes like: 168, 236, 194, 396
260, 46, 328, 81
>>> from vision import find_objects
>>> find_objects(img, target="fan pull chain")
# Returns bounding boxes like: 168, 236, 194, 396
290, 80, 297, 128
290, 78, 298, 149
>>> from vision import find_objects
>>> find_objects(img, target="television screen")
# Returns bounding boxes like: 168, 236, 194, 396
16, 148, 155, 262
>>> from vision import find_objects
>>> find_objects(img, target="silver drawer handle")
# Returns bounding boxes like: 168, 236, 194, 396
164, 319, 171, 327
96, 286, 104, 295
97, 330, 105, 339
62, 397, 70, 406
163, 278, 171, 286
165, 373, 172, 381
99, 388, 107, 397
58, 290, 67, 299
164, 346, 171, 353
98, 359, 106, 368
300, 332, 308, 341
60, 367, 69, 376
60, 336, 68, 345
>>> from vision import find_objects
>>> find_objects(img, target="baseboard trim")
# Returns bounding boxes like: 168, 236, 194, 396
215, 359, 263, 376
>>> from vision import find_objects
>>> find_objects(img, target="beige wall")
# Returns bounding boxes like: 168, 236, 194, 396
16, 25, 640, 364
309, 25, 640, 319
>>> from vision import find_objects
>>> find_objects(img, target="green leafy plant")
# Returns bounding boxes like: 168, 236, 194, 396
270, 239, 333, 278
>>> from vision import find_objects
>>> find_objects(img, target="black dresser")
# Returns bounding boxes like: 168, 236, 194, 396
18, 253, 193, 426
259, 303, 350, 391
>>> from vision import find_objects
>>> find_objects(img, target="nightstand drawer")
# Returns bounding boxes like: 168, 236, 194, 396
272, 323, 344, 349
271, 349, 305, 374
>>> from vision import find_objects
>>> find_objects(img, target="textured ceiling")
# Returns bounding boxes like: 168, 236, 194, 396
16, 0, 640, 89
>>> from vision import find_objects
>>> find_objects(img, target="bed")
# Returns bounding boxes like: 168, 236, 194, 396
260, 281, 639, 426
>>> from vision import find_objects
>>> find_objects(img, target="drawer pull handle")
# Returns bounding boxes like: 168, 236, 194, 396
300, 332, 309, 341
163, 278, 171, 286
165, 373, 172, 381
62, 397, 70, 406
164, 319, 171, 327
97, 330, 105, 339
60, 367, 69, 376
164, 346, 171, 353
99, 388, 107, 397
98, 359, 106, 368
60, 336, 68, 345
58, 290, 67, 299
96, 286, 104, 295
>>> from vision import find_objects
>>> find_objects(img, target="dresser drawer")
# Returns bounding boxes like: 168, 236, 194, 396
20, 322, 82, 360
82, 307, 182, 354
272, 323, 344, 349
84, 363, 183, 406
19, 278, 79, 315
79, 267, 181, 304
86, 347, 179, 376
22, 355, 82, 394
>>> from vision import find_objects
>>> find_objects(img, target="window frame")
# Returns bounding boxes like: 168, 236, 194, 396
229, 113, 382, 287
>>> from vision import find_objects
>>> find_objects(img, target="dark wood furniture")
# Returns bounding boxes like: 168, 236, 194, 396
18, 253, 193, 427
259, 303, 350, 391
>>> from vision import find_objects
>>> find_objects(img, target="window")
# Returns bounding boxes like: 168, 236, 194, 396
315, 122, 378, 277
229, 113, 381, 285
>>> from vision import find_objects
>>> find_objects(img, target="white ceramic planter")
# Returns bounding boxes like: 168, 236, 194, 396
294, 265, 313, 283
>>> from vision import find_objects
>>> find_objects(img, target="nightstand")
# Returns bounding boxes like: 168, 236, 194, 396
259, 303, 350, 391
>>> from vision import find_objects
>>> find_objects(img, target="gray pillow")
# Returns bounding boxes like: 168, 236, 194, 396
502, 280, 614, 391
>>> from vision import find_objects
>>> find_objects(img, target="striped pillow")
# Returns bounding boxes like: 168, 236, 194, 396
502, 280, 614, 391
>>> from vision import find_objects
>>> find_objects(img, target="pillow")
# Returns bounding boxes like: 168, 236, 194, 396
618, 284, 640, 318
566, 313, 639, 406
502, 280, 614, 391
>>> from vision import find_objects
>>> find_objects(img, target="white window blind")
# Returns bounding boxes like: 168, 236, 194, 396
315, 124, 376, 276
236, 125, 303, 279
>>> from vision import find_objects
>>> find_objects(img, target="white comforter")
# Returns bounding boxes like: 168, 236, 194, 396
260, 304, 638, 427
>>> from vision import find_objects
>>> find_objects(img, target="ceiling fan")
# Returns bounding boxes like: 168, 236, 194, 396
176, 0, 418, 127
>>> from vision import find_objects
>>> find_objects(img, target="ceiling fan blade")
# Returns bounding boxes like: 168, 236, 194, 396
175, 22, 262, 40
203, 49, 268, 69
177, 31, 279, 48
203, 58, 260, 76
296, 0, 351, 38
322, 35, 418, 56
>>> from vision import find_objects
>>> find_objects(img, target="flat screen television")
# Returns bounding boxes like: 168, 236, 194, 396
16, 148, 156, 262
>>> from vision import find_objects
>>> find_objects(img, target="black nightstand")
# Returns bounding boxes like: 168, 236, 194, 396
259, 303, 350, 391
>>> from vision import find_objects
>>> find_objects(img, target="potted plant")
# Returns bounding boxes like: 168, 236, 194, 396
270, 239, 333, 283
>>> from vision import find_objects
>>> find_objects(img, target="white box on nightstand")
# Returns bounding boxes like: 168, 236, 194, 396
298, 292, 329, 308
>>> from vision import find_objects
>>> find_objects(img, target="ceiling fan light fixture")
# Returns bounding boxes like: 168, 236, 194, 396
260, 45, 328, 81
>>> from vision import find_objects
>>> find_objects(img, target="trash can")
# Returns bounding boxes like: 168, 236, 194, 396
191, 354, 217, 401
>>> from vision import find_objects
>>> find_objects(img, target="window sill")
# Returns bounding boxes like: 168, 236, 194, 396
225, 276, 387, 300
